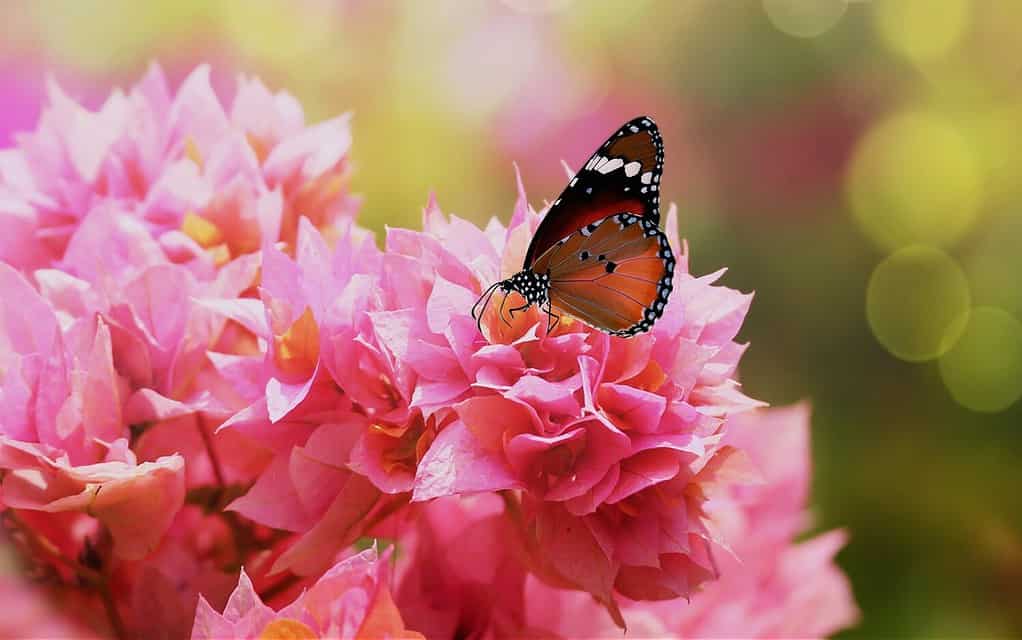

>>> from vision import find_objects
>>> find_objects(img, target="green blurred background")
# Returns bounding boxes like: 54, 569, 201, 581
2, 1, 1021, 637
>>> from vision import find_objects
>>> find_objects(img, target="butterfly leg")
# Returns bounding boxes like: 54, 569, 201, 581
471, 282, 501, 321
507, 303, 531, 319
472, 282, 503, 333
543, 301, 560, 334
498, 291, 514, 327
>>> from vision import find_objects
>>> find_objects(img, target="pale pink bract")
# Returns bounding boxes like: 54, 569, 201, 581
0, 64, 358, 273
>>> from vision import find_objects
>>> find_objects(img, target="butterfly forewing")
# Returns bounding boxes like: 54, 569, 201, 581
523, 116, 664, 268
535, 213, 675, 336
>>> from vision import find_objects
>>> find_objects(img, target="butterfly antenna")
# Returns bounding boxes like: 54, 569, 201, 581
471, 282, 501, 321
472, 282, 502, 334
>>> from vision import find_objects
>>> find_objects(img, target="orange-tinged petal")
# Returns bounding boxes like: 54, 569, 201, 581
355, 585, 424, 640
259, 618, 318, 640
273, 307, 320, 378
181, 211, 224, 248
210, 243, 232, 267
627, 358, 668, 392
247, 132, 270, 164
184, 136, 204, 170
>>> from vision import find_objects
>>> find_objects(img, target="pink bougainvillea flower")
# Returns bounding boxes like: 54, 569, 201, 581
519, 404, 859, 638
214, 174, 763, 615
359, 180, 762, 616
191, 547, 423, 640
0, 64, 358, 272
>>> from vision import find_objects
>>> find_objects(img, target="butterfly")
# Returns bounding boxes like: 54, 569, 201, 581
472, 116, 675, 338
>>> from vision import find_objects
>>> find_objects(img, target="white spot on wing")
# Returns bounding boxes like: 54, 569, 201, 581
624, 161, 641, 177
597, 158, 624, 174
640, 171, 653, 184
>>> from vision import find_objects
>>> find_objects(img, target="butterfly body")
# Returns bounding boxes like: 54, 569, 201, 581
475, 116, 675, 338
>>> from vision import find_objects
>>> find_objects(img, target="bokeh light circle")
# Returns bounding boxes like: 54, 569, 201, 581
867, 246, 971, 362
939, 307, 1022, 413
847, 110, 984, 251
873, 0, 971, 63
763, 0, 848, 38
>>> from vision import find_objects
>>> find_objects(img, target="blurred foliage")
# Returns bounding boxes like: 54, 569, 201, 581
2, 1, 1022, 636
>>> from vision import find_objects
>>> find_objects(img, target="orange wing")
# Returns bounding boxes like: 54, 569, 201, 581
531, 213, 675, 336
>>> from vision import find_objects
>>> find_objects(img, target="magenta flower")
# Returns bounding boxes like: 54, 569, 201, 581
191, 547, 423, 640
0, 64, 357, 272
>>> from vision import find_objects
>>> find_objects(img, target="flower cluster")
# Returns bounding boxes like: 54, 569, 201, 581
0, 66, 857, 638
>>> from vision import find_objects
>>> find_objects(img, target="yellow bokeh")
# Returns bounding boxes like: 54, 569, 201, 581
866, 246, 971, 362
873, 0, 971, 63
939, 307, 1022, 413
847, 110, 984, 251
762, 0, 847, 38
30, 0, 213, 71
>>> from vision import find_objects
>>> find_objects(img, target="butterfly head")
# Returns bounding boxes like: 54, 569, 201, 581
503, 269, 550, 306
471, 269, 551, 337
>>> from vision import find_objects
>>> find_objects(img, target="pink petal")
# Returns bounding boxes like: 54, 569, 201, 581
426, 275, 476, 334
265, 361, 320, 423
227, 453, 310, 532
412, 421, 520, 501
190, 596, 236, 640
194, 297, 270, 338
597, 383, 667, 433
505, 374, 581, 419
271, 473, 380, 576
455, 395, 541, 453
0, 262, 58, 357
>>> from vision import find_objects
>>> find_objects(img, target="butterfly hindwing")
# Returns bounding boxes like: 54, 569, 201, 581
532, 213, 675, 336
522, 116, 664, 268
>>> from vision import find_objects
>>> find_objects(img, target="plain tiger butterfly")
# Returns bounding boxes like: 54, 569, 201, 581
473, 116, 674, 337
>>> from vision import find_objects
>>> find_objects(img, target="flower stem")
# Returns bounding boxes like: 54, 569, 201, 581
98, 580, 127, 640
196, 414, 226, 487
499, 490, 526, 532
2, 510, 102, 583
257, 572, 304, 604
361, 493, 411, 534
